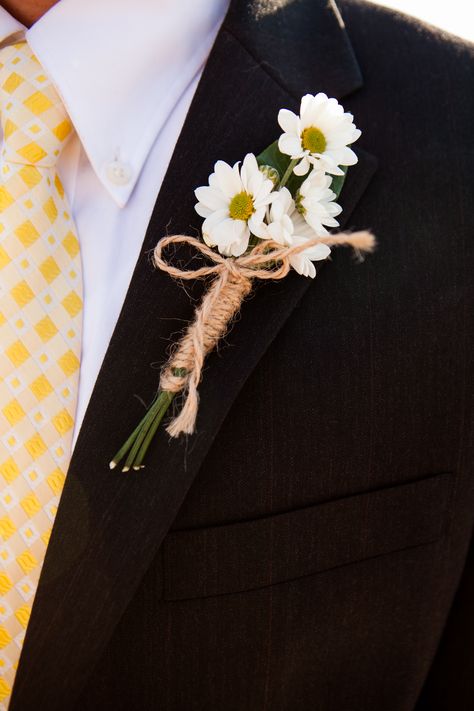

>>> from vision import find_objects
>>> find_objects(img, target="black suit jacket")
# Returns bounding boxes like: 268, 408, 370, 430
9, 1, 474, 709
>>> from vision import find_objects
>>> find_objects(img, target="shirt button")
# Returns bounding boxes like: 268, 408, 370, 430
106, 160, 132, 186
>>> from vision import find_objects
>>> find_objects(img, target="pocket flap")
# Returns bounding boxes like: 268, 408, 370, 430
162, 472, 454, 600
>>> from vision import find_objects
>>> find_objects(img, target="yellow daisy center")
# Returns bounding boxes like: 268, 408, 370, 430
295, 191, 306, 215
229, 191, 255, 221
301, 126, 327, 154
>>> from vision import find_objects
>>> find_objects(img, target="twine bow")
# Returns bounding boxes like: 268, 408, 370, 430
154, 230, 375, 437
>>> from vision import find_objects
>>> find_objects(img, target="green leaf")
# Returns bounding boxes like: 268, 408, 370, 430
329, 166, 348, 200
256, 140, 348, 199
257, 140, 291, 182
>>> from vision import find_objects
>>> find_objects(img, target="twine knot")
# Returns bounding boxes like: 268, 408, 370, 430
153, 230, 375, 437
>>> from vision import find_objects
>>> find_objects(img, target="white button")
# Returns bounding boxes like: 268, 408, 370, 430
106, 160, 132, 186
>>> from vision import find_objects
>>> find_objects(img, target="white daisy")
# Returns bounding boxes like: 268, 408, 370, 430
296, 169, 342, 235
194, 153, 276, 257
261, 187, 295, 245
288, 234, 331, 279
278, 92, 361, 176
263, 187, 331, 278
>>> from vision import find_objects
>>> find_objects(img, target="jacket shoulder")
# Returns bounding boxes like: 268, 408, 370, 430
336, 0, 473, 138
337, 0, 474, 62
337, 0, 474, 74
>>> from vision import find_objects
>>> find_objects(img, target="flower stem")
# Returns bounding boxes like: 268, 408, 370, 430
121, 393, 168, 472
278, 159, 299, 190
133, 390, 175, 469
109, 366, 188, 471
109, 390, 175, 471
109, 411, 151, 470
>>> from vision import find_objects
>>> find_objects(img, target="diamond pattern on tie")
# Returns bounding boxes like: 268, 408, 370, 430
0, 41, 82, 707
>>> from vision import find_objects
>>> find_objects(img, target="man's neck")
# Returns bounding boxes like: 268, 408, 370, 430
1, 0, 58, 26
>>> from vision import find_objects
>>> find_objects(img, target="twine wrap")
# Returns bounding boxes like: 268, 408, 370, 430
154, 231, 375, 437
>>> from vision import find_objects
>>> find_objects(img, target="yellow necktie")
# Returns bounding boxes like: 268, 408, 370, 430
0, 41, 82, 707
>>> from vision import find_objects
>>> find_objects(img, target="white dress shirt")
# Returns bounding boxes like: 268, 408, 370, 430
0, 0, 230, 444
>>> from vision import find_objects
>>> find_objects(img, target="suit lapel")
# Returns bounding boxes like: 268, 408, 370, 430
11, 1, 377, 707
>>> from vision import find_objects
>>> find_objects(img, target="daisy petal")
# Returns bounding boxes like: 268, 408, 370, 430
213, 218, 249, 256
240, 153, 259, 192
293, 157, 311, 176
300, 94, 316, 119
230, 234, 251, 257
338, 146, 358, 166
194, 202, 212, 219
278, 133, 303, 158
214, 160, 243, 198
202, 208, 228, 243
290, 253, 316, 278
304, 243, 331, 261
323, 162, 345, 176
278, 108, 299, 135
249, 218, 269, 240
194, 186, 228, 211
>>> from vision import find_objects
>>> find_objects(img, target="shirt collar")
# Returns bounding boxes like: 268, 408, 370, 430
0, 0, 229, 207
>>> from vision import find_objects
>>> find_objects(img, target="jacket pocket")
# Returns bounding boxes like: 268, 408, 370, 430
162, 471, 455, 601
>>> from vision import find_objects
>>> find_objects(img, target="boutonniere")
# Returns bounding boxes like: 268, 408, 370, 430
111, 93, 376, 471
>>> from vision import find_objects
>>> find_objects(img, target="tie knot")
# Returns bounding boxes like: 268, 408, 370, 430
0, 41, 74, 168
